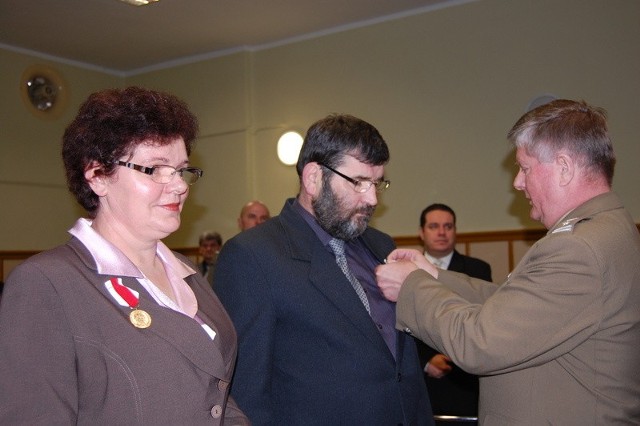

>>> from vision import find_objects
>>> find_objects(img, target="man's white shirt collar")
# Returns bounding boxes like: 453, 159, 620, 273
424, 251, 453, 269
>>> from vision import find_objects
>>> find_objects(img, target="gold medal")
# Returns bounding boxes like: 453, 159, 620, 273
129, 309, 152, 329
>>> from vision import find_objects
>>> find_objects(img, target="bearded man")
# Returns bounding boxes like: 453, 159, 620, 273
215, 114, 433, 426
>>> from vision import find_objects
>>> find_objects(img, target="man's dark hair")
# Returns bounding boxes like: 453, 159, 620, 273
296, 114, 389, 176
419, 203, 457, 228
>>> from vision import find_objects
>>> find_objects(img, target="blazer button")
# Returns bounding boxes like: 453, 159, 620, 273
218, 380, 229, 391
210, 405, 223, 418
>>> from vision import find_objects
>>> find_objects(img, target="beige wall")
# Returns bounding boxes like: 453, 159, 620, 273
0, 49, 122, 249
1, 0, 639, 253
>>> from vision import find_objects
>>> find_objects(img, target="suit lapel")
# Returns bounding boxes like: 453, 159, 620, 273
360, 229, 395, 263
280, 202, 392, 356
67, 237, 230, 380
309, 244, 385, 347
448, 250, 465, 273
68, 236, 231, 380
185, 273, 237, 371
105, 276, 229, 378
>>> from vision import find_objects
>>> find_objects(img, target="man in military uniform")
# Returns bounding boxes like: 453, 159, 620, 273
376, 99, 640, 424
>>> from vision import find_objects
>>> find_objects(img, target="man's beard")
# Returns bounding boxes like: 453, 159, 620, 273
312, 183, 376, 240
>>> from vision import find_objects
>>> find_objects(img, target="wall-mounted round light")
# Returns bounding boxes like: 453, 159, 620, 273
277, 131, 304, 166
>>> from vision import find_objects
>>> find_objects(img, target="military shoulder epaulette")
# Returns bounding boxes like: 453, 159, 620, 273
551, 217, 582, 234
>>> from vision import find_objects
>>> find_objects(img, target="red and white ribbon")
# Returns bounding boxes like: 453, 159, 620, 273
105, 277, 140, 309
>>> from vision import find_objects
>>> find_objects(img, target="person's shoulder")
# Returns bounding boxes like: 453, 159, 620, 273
234, 215, 285, 242
550, 208, 640, 261
549, 210, 621, 241
220, 216, 293, 260
17, 242, 77, 269
550, 192, 631, 237
5, 242, 79, 286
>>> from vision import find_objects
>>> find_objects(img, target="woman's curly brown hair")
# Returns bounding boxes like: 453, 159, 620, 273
62, 86, 199, 217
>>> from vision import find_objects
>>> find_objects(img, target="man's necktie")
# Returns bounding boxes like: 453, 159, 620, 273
329, 238, 371, 314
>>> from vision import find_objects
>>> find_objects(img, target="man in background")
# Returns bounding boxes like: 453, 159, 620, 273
237, 200, 270, 231
198, 231, 222, 288
417, 203, 492, 420
216, 114, 433, 425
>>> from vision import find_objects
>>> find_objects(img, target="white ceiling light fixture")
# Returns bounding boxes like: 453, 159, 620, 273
119, 0, 159, 6
277, 131, 304, 166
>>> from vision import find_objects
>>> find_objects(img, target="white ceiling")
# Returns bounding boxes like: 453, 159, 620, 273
0, 0, 461, 76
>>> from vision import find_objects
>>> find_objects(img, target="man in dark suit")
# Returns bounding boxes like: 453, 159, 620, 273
215, 114, 433, 425
417, 203, 492, 420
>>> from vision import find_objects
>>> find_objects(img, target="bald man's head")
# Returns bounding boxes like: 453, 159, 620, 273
238, 201, 271, 231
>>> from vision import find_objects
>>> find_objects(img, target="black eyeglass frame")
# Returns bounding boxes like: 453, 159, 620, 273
318, 163, 390, 193
115, 160, 203, 185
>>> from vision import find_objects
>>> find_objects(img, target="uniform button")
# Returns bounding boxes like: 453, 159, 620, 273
218, 380, 229, 391
210, 405, 222, 418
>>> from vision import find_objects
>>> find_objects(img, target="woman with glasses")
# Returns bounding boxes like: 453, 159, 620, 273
0, 87, 248, 425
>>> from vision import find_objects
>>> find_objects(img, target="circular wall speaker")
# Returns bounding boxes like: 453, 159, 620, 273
20, 64, 70, 119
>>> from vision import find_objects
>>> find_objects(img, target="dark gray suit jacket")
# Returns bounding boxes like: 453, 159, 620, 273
215, 198, 433, 425
0, 237, 248, 425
